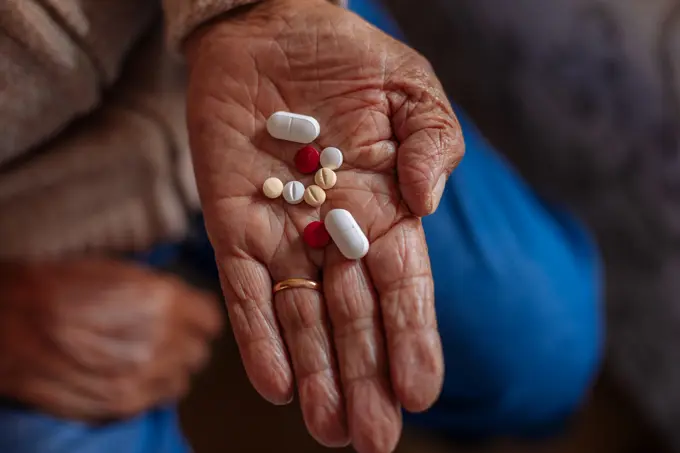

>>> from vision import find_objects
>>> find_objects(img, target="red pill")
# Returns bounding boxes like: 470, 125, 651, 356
303, 221, 331, 249
295, 145, 320, 174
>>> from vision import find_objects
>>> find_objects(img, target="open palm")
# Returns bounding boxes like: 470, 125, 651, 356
185, 1, 463, 451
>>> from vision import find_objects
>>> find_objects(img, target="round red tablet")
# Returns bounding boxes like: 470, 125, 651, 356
303, 221, 331, 249
295, 145, 320, 174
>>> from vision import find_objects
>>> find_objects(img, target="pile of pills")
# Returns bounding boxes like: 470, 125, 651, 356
261, 111, 369, 260
262, 146, 338, 207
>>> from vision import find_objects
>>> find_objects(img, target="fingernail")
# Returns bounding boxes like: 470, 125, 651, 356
429, 173, 447, 214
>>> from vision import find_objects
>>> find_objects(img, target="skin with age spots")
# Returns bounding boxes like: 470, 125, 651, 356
184, 0, 463, 451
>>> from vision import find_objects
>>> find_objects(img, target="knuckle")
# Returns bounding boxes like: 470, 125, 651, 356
275, 290, 323, 331
402, 162, 433, 190
104, 377, 147, 416
410, 49, 435, 75
450, 118, 466, 156
441, 123, 466, 170
107, 379, 134, 405
107, 395, 140, 418
381, 275, 433, 332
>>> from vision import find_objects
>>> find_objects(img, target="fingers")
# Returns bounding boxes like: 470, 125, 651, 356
386, 57, 465, 217
218, 254, 294, 405
365, 218, 444, 412
143, 366, 191, 410
324, 247, 402, 453
272, 270, 349, 447
172, 334, 212, 374
173, 281, 224, 339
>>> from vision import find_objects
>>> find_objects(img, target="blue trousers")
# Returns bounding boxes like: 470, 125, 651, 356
0, 1, 603, 450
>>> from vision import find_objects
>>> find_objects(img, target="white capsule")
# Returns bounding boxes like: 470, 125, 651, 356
266, 111, 320, 144
324, 209, 370, 260
320, 147, 343, 170
282, 181, 305, 205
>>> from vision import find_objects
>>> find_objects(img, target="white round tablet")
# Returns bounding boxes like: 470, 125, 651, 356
282, 181, 305, 205
320, 147, 343, 170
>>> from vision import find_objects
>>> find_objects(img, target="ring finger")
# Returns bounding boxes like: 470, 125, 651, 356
270, 216, 349, 447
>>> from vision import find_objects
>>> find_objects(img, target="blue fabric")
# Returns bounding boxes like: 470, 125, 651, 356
0, 0, 603, 450
411, 113, 603, 438
0, 404, 190, 453
347, 0, 603, 438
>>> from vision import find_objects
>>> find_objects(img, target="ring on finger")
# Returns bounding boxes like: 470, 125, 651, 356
273, 278, 321, 295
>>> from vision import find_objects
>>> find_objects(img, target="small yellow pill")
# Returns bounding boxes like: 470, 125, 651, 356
304, 185, 326, 207
262, 177, 284, 199
314, 168, 337, 190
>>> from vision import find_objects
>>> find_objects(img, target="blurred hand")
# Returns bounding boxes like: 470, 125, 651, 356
0, 259, 223, 421
184, 1, 463, 451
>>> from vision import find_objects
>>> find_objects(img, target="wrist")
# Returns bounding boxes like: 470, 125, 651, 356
165, 0, 346, 58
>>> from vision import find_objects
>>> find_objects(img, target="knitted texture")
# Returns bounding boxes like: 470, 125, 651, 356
0, 18, 196, 259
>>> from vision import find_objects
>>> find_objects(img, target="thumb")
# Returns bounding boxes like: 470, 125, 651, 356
387, 61, 465, 217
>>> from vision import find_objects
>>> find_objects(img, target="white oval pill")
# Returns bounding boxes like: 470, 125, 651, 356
320, 147, 343, 170
282, 181, 305, 205
266, 111, 320, 144
324, 209, 369, 260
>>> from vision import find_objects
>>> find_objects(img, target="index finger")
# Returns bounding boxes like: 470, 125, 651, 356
365, 217, 444, 412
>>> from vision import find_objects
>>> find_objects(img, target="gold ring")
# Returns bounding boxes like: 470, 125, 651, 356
273, 278, 321, 295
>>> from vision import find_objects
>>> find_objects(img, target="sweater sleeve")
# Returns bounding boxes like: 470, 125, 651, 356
162, 0, 347, 55
0, 26, 197, 260
0, 0, 159, 165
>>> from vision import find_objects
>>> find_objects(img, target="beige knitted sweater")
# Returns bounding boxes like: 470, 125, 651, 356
0, 0, 343, 259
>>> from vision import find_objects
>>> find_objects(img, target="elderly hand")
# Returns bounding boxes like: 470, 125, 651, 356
184, 0, 463, 451
0, 259, 223, 421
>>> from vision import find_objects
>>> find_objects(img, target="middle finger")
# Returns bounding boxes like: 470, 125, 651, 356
323, 246, 402, 453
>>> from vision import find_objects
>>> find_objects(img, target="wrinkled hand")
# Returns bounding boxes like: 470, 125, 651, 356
184, 0, 463, 451
0, 259, 223, 421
